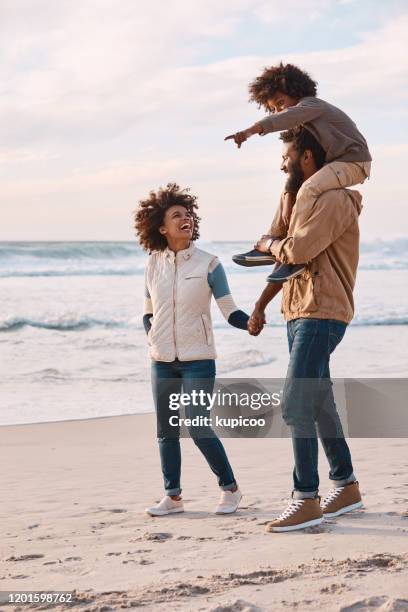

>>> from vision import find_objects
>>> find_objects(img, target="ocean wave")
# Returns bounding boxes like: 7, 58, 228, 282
1, 314, 408, 333
351, 317, 408, 326
27, 368, 147, 383
1, 239, 408, 277
0, 241, 141, 260
1, 261, 407, 278
217, 350, 276, 373
0, 316, 127, 332
0, 268, 145, 278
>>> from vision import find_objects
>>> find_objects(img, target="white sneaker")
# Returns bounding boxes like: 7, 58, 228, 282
146, 495, 184, 517
215, 488, 242, 514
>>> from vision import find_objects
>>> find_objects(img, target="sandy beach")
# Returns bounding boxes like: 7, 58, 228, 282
1, 413, 407, 611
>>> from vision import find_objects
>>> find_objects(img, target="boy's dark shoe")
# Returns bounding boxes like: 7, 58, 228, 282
232, 249, 276, 267
267, 262, 306, 283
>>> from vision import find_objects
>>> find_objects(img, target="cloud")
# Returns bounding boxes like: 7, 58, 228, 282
0, 148, 56, 165
4, 1, 406, 146
1, 1, 407, 239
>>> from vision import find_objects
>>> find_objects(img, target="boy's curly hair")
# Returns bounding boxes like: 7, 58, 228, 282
249, 62, 317, 111
135, 182, 201, 253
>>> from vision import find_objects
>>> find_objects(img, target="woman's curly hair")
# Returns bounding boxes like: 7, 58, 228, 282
249, 62, 317, 111
135, 182, 201, 253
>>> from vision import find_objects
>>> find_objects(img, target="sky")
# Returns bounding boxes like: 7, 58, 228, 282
1, 0, 407, 241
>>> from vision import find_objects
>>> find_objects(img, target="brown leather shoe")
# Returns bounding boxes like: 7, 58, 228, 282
321, 481, 363, 517
265, 498, 323, 533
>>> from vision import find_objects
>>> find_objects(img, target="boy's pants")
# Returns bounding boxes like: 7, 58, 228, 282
295, 160, 371, 209
267, 161, 371, 237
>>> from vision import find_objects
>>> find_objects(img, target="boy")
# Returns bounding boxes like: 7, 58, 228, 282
225, 62, 371, 282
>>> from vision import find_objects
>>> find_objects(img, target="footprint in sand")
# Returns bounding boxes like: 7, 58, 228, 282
302, 524, 332, 534
339, 596, 408, 611
208, 599, 263, 611
144, 532, 173, 542
10, 574, 30, 580
6, 554, 44, 562
91, 520, 124, 531
345, 510, 365, 518
129, 549, 152, 553
320, 582, 347, 594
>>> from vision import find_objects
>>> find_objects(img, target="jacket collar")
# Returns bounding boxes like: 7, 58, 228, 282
163, 241, 196, 261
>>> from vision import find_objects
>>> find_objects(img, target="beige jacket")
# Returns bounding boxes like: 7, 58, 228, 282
269, 188, 363, 324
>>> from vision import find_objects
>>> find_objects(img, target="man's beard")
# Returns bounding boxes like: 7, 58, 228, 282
284, 159, 304, 194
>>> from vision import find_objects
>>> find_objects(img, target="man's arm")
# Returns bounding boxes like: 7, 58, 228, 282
270, 191, 356, 265
248, 283, 283, 335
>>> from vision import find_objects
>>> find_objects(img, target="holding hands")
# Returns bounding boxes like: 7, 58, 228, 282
247, 308, 266, 336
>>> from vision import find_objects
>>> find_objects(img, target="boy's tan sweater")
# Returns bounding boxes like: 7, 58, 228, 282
258, 97, 371, 163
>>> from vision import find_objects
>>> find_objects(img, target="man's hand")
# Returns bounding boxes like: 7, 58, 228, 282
224, 123, 262, 148
247, 308, 266, 336
254, 234, 274, 253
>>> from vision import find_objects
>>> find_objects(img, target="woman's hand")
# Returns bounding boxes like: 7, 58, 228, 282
247, 308, 266, 335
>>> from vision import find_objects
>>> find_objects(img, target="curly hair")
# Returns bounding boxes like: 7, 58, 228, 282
280, 127, 326, 169
134, 182, 201, 253
249, 62, 317, 111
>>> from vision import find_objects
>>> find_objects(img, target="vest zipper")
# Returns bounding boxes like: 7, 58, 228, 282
173, 255, 178, 358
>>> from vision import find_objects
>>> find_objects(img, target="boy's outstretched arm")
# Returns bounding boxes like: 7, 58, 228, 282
225, 98, 323, 147
224, 121, 263, 148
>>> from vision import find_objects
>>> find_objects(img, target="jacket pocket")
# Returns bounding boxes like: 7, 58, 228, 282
288, 270, 319, 313
200, 314, 213, 345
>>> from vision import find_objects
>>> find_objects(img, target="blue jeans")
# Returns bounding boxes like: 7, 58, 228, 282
284, 318, 355, 498
151, 358, 237, 496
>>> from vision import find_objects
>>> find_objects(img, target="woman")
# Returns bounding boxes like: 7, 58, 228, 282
135, 182, 250, 516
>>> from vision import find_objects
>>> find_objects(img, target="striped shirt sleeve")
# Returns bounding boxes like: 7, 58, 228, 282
208, 257, 249, 330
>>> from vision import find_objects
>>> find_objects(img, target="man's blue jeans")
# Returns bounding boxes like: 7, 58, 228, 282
151, 358, 237, 496
284, 318, 355, 498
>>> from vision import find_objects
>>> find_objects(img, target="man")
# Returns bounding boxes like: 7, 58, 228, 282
249, 127, 364, 532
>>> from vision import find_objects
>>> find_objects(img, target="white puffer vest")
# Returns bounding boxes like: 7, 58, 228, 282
145, 242, 218, 361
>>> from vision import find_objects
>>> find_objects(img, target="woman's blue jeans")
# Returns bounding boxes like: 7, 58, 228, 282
284, 318, 355, 498
151, 358, 237, 496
